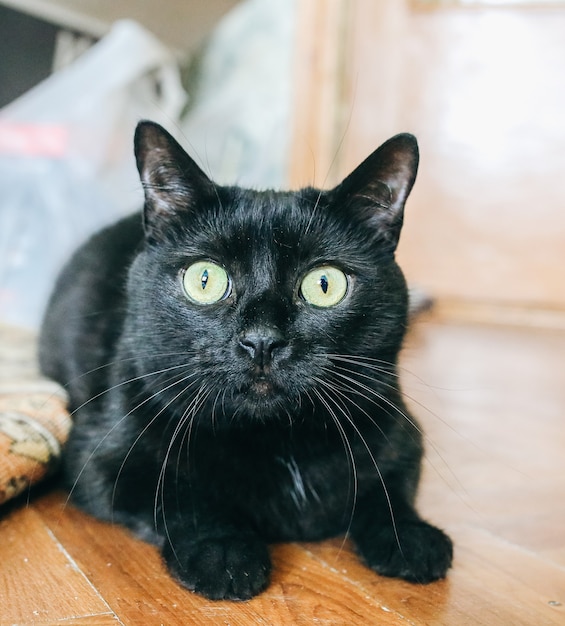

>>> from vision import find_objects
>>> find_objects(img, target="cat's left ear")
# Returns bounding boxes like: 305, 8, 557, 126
134, 121, 215, 240
331, 133, 419, 252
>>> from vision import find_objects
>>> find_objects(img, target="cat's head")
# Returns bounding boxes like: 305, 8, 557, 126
127, 121, 418, 423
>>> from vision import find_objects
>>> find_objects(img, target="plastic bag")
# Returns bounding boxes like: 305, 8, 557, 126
181, 0, 294, 188
0, 20, 186, 329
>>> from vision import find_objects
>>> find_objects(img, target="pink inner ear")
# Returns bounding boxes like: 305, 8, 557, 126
327, 134, 418, 252
338, 133, 419, 210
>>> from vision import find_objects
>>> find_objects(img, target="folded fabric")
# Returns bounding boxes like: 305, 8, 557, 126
0, 325, 71, 505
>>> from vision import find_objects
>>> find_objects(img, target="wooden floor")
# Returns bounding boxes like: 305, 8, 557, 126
1, 317, 564, 625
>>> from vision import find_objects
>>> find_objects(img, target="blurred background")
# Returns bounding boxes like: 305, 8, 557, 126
1, 4, 564, 622
0, 0, 564, 330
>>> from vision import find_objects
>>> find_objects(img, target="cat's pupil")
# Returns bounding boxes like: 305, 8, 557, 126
319, 275, 329, 294
201, 269, 209, 290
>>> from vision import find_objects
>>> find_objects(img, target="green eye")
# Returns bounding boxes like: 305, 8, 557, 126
182, 261, 231, 304
300, 265, 348, 308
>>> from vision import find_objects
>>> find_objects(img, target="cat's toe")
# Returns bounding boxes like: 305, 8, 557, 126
356, 520, 453, 583
163, 536, 271, 601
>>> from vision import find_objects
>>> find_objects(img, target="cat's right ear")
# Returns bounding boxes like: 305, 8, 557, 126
134, 121, 215, 241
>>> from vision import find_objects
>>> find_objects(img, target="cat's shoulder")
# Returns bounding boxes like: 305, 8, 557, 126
78, 212, 144, 263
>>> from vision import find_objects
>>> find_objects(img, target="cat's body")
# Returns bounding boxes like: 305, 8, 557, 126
40, 122, 452, 600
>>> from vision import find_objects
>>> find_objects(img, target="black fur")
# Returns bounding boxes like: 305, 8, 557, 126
39, 121, 452, 600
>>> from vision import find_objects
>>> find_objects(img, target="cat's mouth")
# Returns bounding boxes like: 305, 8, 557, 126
251, 379, 273, 397
244, 364, 281, 397
232, 375, 287, 412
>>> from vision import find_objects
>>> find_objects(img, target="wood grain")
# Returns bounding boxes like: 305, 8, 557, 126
354, 4, 565, 311
1, 320, 564, 624
289, 0, 349, 188
290, 0, 565, 314
35, 495, 408, 625
0, 502, 117, 625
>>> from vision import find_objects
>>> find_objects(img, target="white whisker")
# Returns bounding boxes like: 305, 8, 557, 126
310, 387, 358, 530
313, 380, 403, 557
155, 384, 213, 564
110, 370, 202, 515
325, 362, 468, 501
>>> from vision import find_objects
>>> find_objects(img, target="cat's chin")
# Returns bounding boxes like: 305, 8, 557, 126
250, 379, 274, 397
228, 380, 295, 421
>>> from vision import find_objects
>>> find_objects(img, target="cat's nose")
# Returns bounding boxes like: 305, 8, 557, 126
238, 327, 287, 368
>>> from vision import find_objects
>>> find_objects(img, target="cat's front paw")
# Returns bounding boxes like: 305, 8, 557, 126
355, 520, 453, 583
163, 535, 271, 601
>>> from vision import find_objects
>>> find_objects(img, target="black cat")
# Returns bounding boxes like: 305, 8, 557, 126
39, 121, 453, 601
